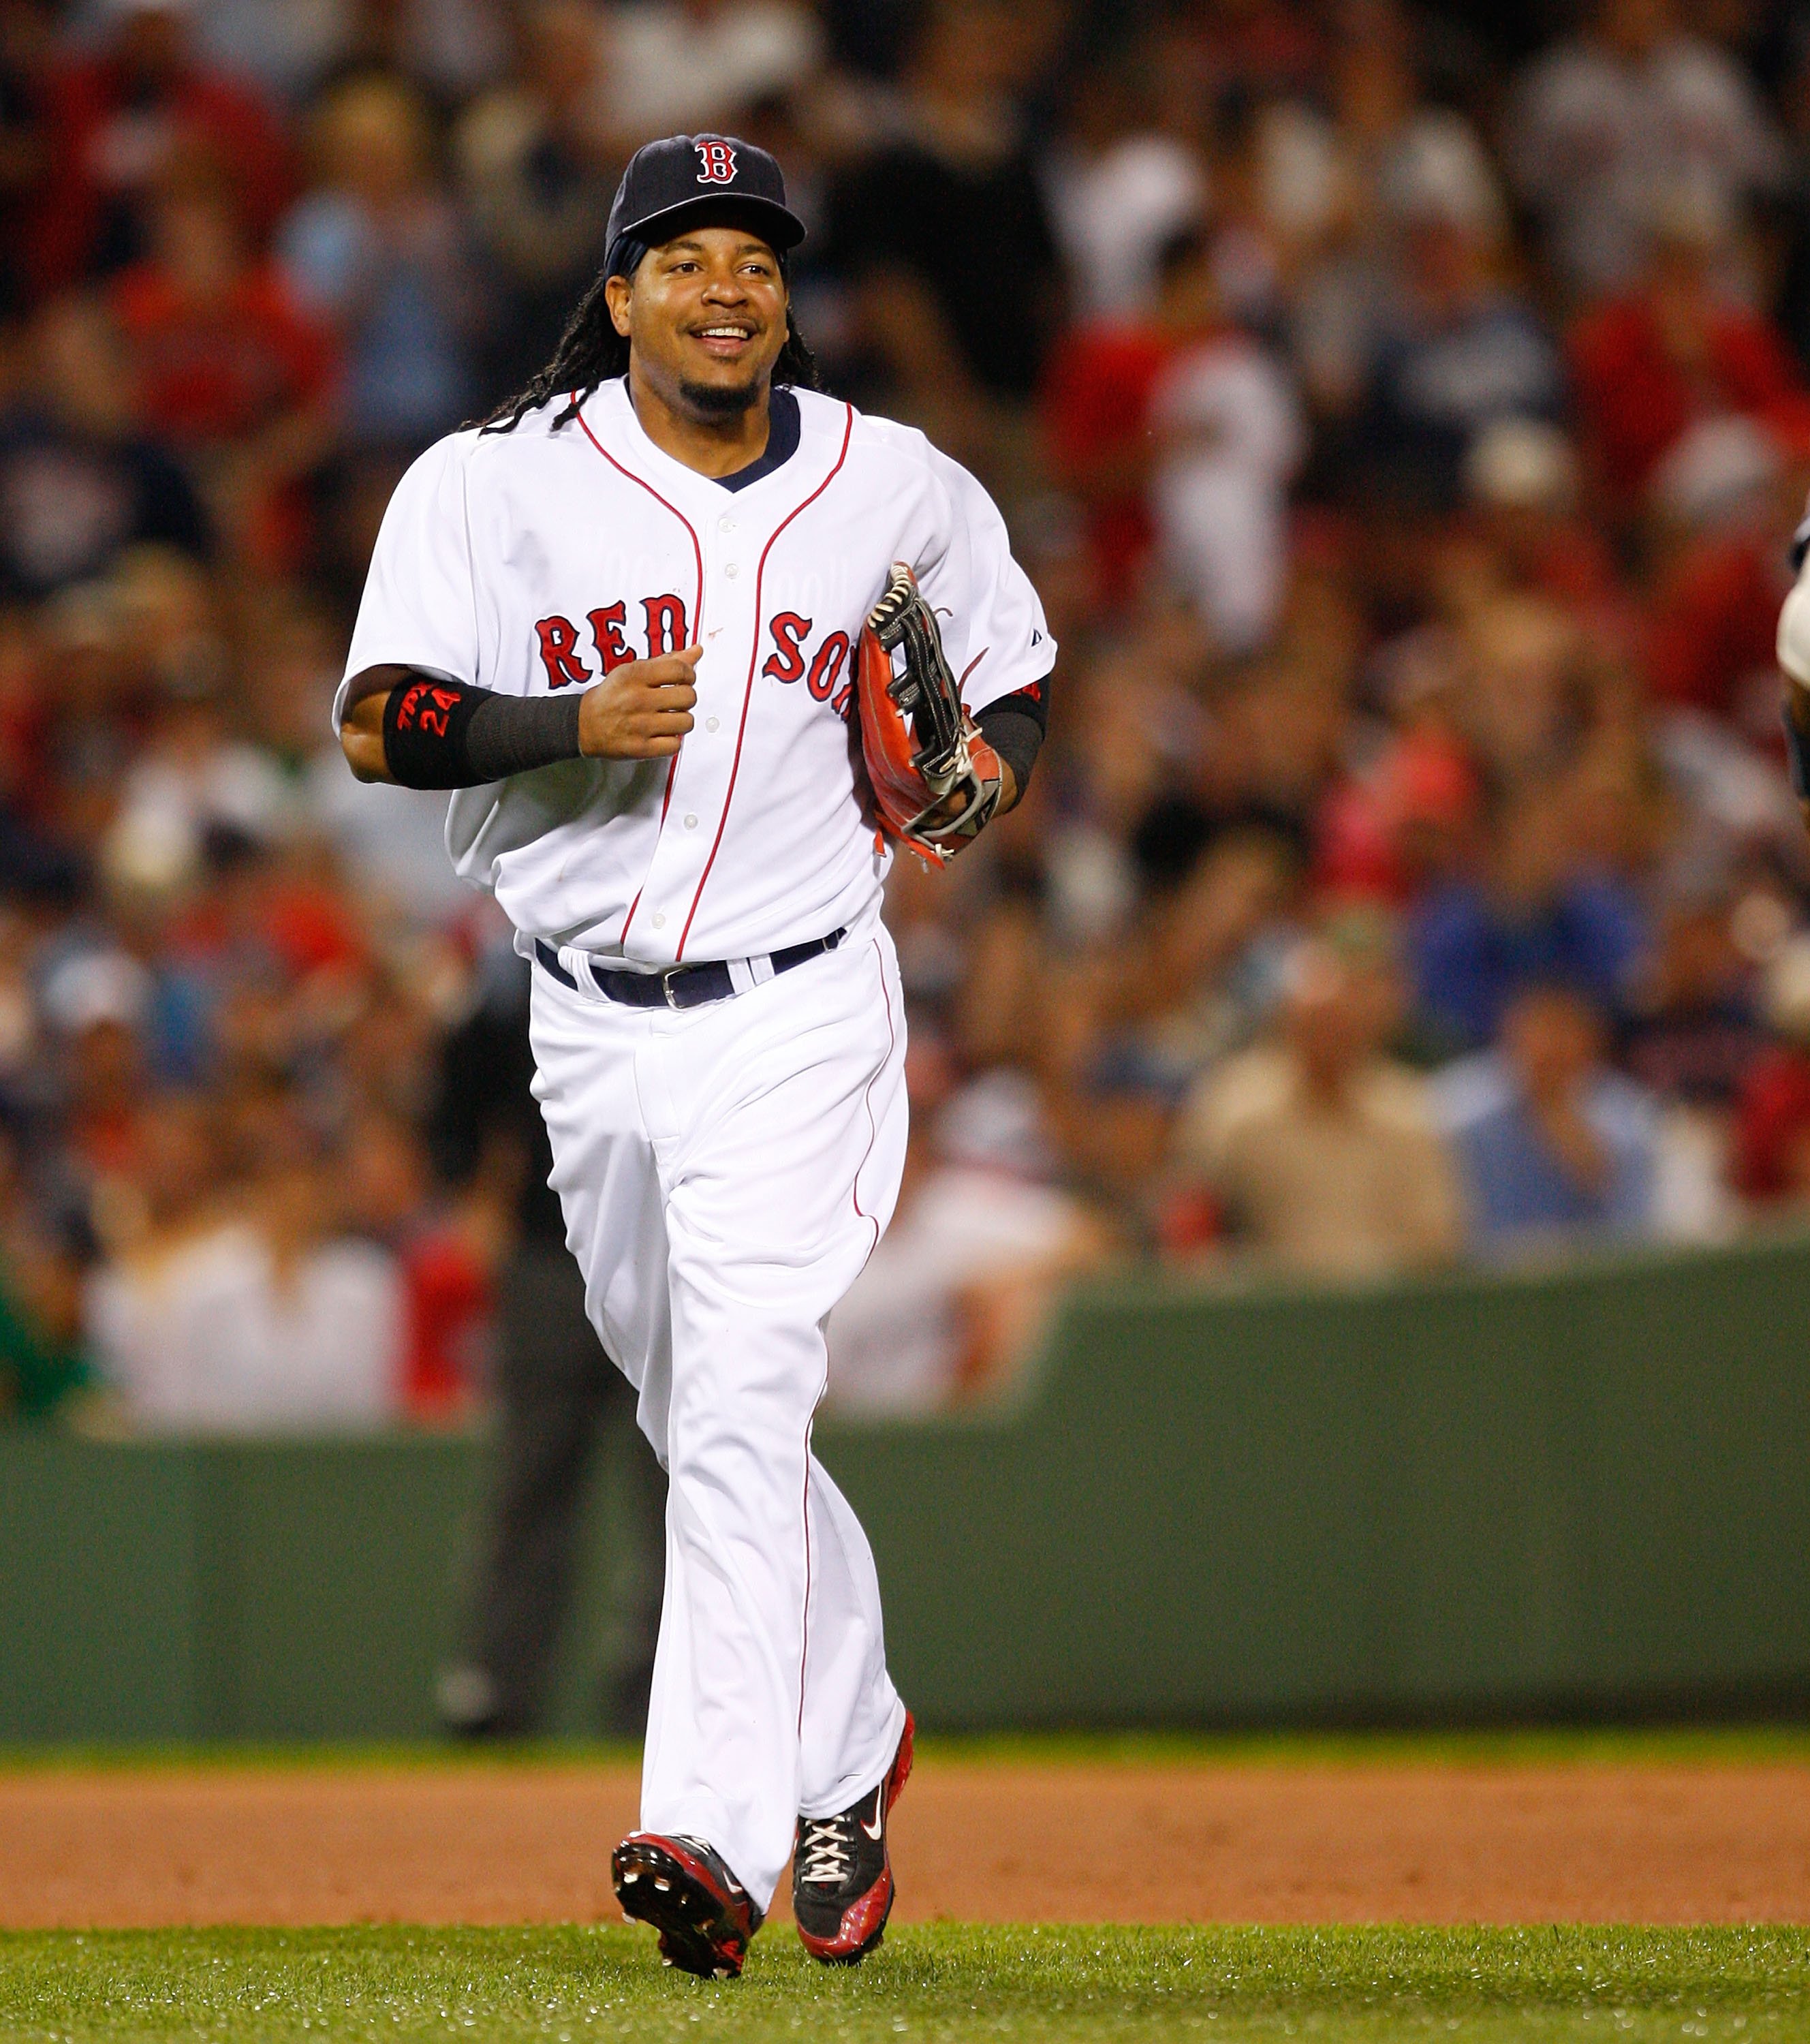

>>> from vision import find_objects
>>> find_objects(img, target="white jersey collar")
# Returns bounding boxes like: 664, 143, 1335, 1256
580, 377, 800, 509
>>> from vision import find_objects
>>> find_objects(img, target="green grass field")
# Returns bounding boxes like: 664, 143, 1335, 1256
8, 1722, 1810, 1773
1, 1925, 1806, 2043
4, 1736, 1808, 2039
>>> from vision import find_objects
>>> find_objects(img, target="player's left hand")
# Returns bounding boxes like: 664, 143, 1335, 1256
919, 753, 1016, 849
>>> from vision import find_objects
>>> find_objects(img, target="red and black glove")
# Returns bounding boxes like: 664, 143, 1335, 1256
854, 564, 1002, 865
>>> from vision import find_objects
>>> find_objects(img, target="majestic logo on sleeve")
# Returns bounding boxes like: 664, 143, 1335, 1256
694, 140, 737, 184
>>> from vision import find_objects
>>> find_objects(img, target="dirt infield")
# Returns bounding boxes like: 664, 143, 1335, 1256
3, 1756, 1809, 1927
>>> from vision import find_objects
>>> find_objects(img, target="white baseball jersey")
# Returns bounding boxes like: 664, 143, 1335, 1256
339, 379, 1055, 965
1781, 543, 1810, 690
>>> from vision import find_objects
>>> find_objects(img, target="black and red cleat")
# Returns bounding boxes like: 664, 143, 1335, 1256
611, 1832, 764, 1979
792, 1709, 915, 1966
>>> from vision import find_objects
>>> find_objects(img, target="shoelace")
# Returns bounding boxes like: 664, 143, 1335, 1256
797, 1815, 856, 1887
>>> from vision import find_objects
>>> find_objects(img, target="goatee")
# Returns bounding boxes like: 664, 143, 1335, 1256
679, 377, 760, 419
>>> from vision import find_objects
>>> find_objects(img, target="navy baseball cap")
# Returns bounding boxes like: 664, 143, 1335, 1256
604, 134, 805, 275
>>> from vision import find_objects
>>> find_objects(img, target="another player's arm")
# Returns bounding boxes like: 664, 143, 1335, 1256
1779, 537, 1810, 831
1788, 687, 1810, 835
339, 648, 703, 786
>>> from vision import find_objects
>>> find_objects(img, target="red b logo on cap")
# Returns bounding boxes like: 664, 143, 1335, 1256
695, 140, 737, 184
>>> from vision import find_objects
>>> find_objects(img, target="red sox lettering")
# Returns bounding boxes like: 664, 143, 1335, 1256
759, 611, 854, 717
587, 602, 634, 674
806, 632, 853, 713
533, 597, 694, 687
536, 602, 856, 719
762, 610, 810, 682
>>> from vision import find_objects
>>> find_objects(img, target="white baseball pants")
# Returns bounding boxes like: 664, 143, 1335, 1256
528, 908, 910, 1912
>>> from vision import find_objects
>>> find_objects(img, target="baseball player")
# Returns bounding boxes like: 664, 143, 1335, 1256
336, 134, 1052, 1975
1781, 511, 1810, 828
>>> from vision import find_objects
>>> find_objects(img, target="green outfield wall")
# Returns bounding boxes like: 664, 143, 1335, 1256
4, 1235, 1809, 1740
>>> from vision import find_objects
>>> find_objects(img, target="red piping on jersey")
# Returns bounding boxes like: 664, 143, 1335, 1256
798, 1421, 814, 1735
675, 402, 855, 961
802, 932, 896, 1731
574, 393, 704, 947
851, 934, 894, 1261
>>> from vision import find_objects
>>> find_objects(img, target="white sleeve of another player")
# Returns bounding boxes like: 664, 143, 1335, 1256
1780, 571, 1810, 690
333, 435, 482, 732
915, 448, 1056, 718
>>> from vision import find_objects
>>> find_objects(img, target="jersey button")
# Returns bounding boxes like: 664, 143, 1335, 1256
723, 562, 740, 578
718, 516, 735, 533
684, 814, 698, 829
706, 715, 720, 732
651, 912, 666, 929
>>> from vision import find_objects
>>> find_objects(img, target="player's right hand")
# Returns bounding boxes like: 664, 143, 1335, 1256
578, 645, 702, 760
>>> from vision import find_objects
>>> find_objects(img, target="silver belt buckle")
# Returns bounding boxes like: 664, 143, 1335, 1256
659, 965, 683, 1010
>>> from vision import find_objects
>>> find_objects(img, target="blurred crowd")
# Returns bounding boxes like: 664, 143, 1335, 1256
8, 0, 1810, 1427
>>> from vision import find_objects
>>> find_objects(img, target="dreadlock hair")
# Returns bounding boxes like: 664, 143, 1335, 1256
475, 256, 824, 437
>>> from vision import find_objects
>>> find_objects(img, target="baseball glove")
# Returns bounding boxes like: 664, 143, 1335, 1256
855, 563, 1002, 865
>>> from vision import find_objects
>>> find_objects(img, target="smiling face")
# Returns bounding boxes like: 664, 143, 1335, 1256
606, 223, 790, 422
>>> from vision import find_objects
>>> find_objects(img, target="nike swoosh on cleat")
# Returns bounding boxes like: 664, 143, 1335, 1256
860, 1813, 884, 1841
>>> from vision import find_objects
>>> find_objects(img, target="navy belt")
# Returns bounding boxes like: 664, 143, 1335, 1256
535, 927, 847, 1010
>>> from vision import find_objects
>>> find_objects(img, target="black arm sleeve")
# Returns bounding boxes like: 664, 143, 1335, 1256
381, 674, 584, 789
976, 675, 1050, 796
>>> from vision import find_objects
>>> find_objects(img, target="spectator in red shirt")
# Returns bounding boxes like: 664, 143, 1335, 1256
1568, 193, 1810, 518
1153, 0, 1324, 112
342, 1114, 493, 1423
1041, 318, 1167, 610
109, 148, 338, 568
0, 0, 79, 311
1644, 414, 1805, 732
1464, 417, 1627, 622
38, 0, 292, 291
1731, 1042, 1810, 1201
170, 823, 365, 992
1043, 224, 1292, 614
1313, 623, 1482, 905
1731, 937, 1810, 1203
